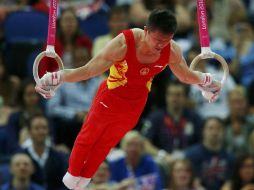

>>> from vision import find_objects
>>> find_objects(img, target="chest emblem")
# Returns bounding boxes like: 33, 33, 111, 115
140, 67, 150, 76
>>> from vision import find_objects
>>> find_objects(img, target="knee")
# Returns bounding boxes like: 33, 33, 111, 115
62, 172, 80, 189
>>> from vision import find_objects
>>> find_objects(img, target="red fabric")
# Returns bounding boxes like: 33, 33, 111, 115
67, 29, 171, 178
38, 36, 92, 78
32, 1, 49, 14
108, 29, 171, 99
68, 80, 144, 177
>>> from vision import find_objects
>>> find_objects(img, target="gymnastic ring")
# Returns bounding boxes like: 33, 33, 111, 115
33, 51, 64, 85
190, 52, 229, 86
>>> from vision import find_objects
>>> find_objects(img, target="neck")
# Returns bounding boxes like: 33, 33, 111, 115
167, 106, 183, 119
25, 106, 37, 112
203, 141, 222, 151
230, 114, 243, 121
33, 143, 46, 157
126, 157, 139, 169
172, 184, 190, 190
12, 177, 30, 190
139, 35, 158, 56
64, 35, 72, 42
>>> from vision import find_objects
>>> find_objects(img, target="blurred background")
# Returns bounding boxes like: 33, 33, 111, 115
0, 0, 254, 190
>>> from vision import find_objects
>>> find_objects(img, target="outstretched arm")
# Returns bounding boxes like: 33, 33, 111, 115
61, 34, 127, 83
168, 40, 208, 85
40, 33, 127, 86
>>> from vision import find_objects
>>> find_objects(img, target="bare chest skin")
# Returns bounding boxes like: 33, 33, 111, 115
135, 32, 161, 64
136, 51, 161, 64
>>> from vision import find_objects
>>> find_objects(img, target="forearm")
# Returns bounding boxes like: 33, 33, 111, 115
60, 55, 112, 83
168, 52, 208, 85
179, 70, 206, 85
60, 66, 92, 83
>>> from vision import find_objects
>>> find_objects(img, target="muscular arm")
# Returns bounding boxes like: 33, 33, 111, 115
61, 34, 127, 83
168, 40, 204, 85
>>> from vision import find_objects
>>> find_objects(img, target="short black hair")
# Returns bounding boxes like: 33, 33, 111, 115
203, 117, 224, 128
28, 113, 48, 130
147, 9, 177, 34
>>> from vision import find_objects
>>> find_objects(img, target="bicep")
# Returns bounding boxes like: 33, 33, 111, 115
168, 41, 200, 84
68, 34, 126, 81
168, 52, 191, 82
169, 55, 188, 74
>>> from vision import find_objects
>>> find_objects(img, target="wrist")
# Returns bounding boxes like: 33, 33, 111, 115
199, 72, 212, 86
58, 70, 64, 83
50, 71, 62, 85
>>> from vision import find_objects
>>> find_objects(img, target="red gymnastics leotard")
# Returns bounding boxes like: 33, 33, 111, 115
67, 29, 171, 178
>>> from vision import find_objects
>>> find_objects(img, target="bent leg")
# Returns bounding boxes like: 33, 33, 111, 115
79, 117, 136, 178
67, 111, 109, 176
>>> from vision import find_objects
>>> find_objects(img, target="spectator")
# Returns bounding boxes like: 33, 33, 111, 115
185, 117, 234, 190
166, 159, 204, 190
88, 161, 112, 189
209, 0, 246, 41
142, 80, 202, 158
92, 5, 129, 57
0, 153, 45, 190
221, 154, 254, 190
109, 130, 162, 190
224, 85, 254, 156
0, 55, 20, 108
46, 47, 102, 148
229, 13, 254, 85
88, 160, 135, 190
6, 80, 43, 152
39, 7, 92, 77
0, 56, 20, 127
23, 113, 68, 190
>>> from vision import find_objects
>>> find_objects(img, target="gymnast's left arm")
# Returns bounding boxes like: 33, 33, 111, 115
168, 40, 216, 86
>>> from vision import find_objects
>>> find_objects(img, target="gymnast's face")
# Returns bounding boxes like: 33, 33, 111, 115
144, 27, 173, 53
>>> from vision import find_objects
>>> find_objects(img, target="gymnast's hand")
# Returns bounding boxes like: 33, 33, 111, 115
40, 71, 62, 87
198, 73, 221, 103
35, 84, 55, 99
35, 71, 62, 99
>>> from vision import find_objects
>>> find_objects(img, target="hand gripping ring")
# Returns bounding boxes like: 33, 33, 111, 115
33, 51, 64, 85
190, 52, 229, 86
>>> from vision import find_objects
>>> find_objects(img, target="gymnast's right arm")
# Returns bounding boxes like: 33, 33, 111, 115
40, 34, 127, 86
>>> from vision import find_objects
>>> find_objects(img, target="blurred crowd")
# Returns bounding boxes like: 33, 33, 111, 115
0, 0, 254, 190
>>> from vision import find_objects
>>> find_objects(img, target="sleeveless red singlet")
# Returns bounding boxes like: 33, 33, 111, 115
67, 29, 171, 178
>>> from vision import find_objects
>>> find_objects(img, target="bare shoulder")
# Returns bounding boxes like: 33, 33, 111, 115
169, 40, 183, 64
101, 33, 127, 61
170, 40, 182, 57
131, 28, 144, 41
